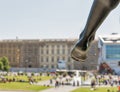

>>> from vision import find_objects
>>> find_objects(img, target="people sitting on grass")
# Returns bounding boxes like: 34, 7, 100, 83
28, 76, 36, 84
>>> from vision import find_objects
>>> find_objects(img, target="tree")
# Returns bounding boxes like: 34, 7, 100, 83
0, 56, 10, 71
0, 62, 3, 70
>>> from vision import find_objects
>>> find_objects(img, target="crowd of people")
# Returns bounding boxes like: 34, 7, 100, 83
92, 74, 120, 86
48, 72, 120, 92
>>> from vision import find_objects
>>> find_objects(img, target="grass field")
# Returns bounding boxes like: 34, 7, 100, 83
0, 82, 51, 92
0, 75, 52, 92
72, 87, 118, 92
5, 75, 52, 82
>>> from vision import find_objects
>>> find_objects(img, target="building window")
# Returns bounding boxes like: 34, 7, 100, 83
28, 65, 32, 68
62, 49, 65, 54
46, 49, 49, 54
51, 65, 54, 68
51, 57, 54, 62
46, 57, 48, 62
57, 45, 59, 49
68, 57, 70, 62
46, 65, 48, 68
118, 61, 120, 66
46, 45, 49, 48
57, 57, 59, 61
52, 49, 54, 54
57, 49, 59, 54
62, 45, 65, 48
106, 45, 120, 60
41, 57, 43, 62
41, 65, 43, 68
68, 48, 70, 54
62, 57, 65, 60
41, 49, 43, 54
68, 65, 71, 70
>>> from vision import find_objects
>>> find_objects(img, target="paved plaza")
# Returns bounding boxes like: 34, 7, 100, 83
39, 86, 79, 92
37, 80, 80, 92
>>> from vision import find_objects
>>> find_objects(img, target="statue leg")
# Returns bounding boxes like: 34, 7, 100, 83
71, 0, 120, 61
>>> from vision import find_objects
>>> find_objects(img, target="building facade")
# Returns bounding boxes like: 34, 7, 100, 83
98, 34, 120, 74
0, 39, 40, 68
0, 38, 98, 72
39, 39, 75, 71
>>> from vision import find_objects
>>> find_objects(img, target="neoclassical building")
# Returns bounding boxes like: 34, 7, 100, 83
39, 39, 75, 71
0, 39, 40, 68
0, 38, 98, 72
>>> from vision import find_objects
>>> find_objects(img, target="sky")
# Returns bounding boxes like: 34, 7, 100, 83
0, 0, 120, 40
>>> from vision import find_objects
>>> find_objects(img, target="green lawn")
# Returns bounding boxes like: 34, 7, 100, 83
5, 75, 52, 82
0, 82, 51, 92
0, 75, 52, 92
72, 87, 118, 92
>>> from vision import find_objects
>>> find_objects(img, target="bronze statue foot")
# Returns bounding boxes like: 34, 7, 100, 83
71, 32, 95, 62
71, 36, 88, 62
71, 45, 87, 62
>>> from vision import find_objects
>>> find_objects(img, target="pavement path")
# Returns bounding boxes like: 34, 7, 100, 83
39, 85, 79, 92
37, 80, 80, 92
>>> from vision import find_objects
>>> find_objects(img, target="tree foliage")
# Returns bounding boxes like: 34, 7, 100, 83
0, 62, 3, 70
0, 56, 10, 71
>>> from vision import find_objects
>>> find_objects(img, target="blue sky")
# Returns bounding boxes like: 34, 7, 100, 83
0, 0, 120, 39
